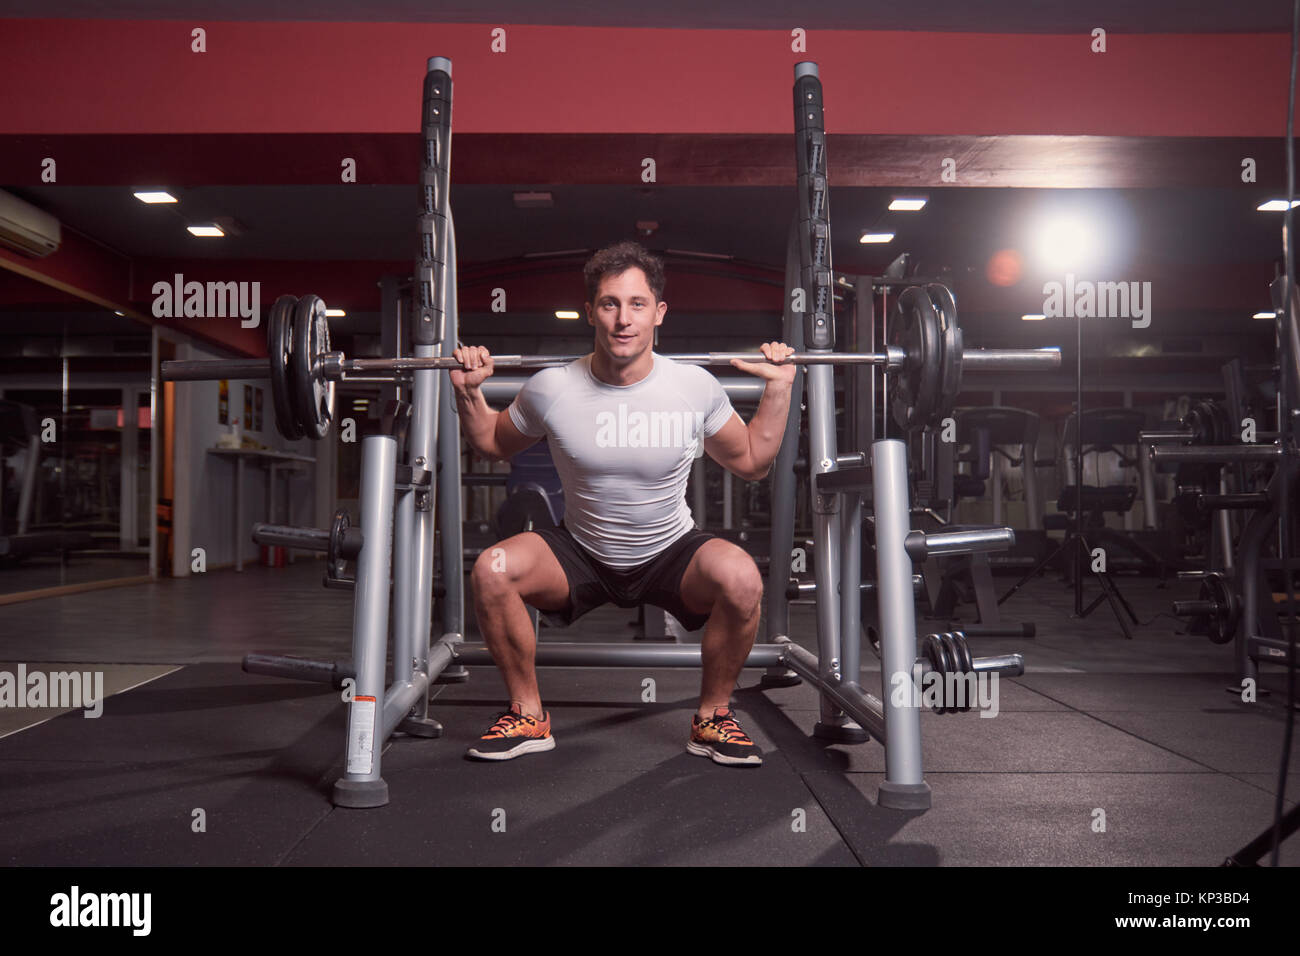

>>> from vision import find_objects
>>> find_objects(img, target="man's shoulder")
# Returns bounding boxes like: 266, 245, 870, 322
655, 353, 706, 376
520, 357, 587, 393
655, 355, 719, 391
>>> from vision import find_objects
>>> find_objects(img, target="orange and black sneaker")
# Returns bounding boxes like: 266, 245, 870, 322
687, 706, 763, 767
465, 702, 555, 761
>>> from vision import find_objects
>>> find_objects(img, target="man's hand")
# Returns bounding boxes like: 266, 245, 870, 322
450, 345, 495, 390
730, 341, 797, 386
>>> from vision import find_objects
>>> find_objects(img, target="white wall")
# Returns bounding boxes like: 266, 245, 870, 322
171, 341, 321, 575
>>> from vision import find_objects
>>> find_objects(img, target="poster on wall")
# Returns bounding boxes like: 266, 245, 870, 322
244, 384, 253, 431
218, 380, 228, 424
255, 388, 264, 432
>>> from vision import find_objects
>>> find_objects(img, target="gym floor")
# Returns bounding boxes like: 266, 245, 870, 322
0, 553, 150, 597
0, 561, 1295, 867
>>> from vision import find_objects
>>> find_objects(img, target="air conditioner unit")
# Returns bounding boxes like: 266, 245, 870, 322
0, 190, 61, 258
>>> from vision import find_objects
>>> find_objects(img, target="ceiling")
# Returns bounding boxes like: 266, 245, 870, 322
2, 181, 1284, 296
0, 0, 1291, 33
0, 4, 1294, 374
2, 184, 1284, 266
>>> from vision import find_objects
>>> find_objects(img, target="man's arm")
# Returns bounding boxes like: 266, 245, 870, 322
703, 341, 797, 481
704, 378, 794, 481
450, 346, 541, 462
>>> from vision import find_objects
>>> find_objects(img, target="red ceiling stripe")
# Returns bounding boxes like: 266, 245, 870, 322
0, 20, 1294, 137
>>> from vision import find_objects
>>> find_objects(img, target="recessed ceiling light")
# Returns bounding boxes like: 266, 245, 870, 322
859, 232, 894, 244
1257, 199, 1300, 212
187, 224, 224, 237
888, 198, 927, 211
555, 310, 580, 320
134, 191, 176, 204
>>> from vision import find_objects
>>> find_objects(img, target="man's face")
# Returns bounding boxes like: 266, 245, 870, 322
586, 267, 666, 363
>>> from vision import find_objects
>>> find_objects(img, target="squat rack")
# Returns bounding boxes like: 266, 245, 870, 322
166, 57, 1059, 810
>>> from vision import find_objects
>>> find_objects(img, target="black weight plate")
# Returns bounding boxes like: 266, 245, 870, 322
1192, 401, 1214, 445
924, 633, 952, 714
921, 635, 941, 714
890, 286, 939, 430
940, 324, 963, 425
939, 632, 972, 712
936, 632, 956, 713
928, 285, 964, 425
951, 631, 975, 712
949, 630, 975, 675
889, 286, 941, 431
312, 304, 337, 438
328, 508, 350, 578
268, 295, 304, 441
1183, 403, 1210, 445
928, 282, 958, 335
887, 286, 920, 427
291, 295, 336, 441
1201, 576, 1229, 644
1189, 399, 1227, 446
923, 633, 943, 672
1203, 573, 1239, 645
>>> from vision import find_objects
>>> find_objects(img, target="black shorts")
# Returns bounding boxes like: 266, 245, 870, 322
530, 524, 717, 632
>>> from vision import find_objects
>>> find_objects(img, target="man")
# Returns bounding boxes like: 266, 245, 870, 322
451, 241, 795, 767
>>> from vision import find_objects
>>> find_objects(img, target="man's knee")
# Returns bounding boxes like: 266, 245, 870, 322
471, 546, 517, 600
714, 555, 764, 617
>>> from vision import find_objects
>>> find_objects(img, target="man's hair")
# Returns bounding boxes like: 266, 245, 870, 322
584, 241, 665, 305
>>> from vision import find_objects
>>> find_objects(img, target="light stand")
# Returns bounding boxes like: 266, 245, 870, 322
998, 311, 1138, 638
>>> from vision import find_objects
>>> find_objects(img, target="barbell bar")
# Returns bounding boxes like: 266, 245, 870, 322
158, 289, 1061, 440
351, 347, 1060, 373
163, 359, 269, 381
161, 346, 1061, 381
1150, 444, 1284, 464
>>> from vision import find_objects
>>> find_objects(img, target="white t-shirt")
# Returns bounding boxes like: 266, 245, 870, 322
507, 353, 736, 567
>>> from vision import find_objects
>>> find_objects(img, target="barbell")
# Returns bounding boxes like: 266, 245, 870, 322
160, 290, 1061, 441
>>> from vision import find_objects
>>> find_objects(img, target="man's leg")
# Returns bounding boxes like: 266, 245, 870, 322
678, 539, 765, 718
470, 532, 570, 719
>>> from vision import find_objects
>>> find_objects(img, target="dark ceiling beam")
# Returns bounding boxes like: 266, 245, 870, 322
0, 239, 268, 355
0, 234, 133, 315
0, 133, 1291, 189
0, 267, 93, 307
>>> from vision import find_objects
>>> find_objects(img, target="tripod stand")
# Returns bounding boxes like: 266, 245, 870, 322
996, 315, 1138, 639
